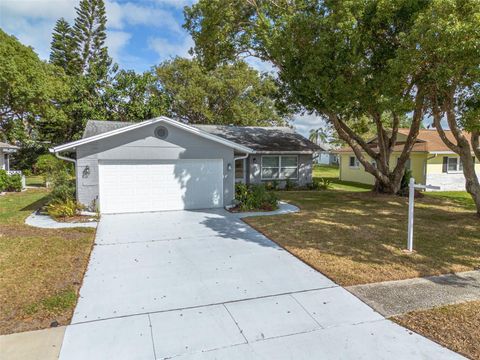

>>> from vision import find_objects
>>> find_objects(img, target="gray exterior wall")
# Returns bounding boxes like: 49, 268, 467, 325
75, 122, 235, 210
246, 153, 313, 187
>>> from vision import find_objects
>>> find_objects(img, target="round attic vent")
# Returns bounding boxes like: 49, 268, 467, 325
154, 126, 168, 139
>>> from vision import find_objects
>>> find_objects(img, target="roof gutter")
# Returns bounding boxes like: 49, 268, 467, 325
51, 148, 76, 165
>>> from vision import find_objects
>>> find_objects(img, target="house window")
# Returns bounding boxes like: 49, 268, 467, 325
261, 155, 298, 180
443, 156, 462, 173
349, 156, 360, 168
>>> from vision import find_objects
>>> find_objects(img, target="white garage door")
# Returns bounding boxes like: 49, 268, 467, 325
98, 159, 223, 214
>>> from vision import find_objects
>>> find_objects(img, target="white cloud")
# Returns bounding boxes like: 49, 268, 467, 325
106, 30, 132, 66
291, 113, 327, 138
0, 0, 77, 22
153, 0, 196, 8
148, 35, 193, 62
105, 2, 183, 32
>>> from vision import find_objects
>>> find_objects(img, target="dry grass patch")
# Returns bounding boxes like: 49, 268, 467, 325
393, 301, 480, 359
245, 190, 480, 286
0, 189, 95, 334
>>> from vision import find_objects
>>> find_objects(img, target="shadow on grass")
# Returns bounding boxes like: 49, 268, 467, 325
20, 195, 50, 212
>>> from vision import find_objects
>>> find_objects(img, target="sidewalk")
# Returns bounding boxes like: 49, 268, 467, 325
347, 270, 480, 317
0, 326, 65, 360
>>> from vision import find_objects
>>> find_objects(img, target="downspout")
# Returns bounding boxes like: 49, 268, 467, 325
234, 153, 250, 161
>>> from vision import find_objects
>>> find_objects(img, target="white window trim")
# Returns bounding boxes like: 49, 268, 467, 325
447, 157, 463, 173
349, 156, 360, 169
261, 155, 299, 180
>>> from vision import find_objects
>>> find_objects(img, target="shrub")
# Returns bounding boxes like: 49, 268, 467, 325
285, 179, 296, 190
36, 154, 71, 184
235, 183, 278, 211
0, 170, 23, 192
6, 174, 22, 192
47, 199, 79, 218
49, 171, 75, 204
0, 170, 8, 192
307, 178, 332, 190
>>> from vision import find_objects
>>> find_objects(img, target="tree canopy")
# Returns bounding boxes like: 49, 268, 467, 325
185, 0, 430, 193
155, 58, 290, 126
0, 30, 69, 143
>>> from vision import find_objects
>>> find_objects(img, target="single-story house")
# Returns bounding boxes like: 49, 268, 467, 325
50, 117, 322, 214
316, 142, 339, 166
336, 129, 480, 191
0, 141, 19, 172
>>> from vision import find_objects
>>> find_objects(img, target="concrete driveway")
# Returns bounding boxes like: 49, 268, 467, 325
59, 208, 462, 360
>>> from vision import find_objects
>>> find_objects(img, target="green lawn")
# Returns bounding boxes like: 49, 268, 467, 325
313, 164, 372, 192
25, 175, 45, 187
246, 170, 479, 286
0, 189, 95, 334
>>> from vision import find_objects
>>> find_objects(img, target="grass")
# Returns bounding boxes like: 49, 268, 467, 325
245, 165, 480, 286
313, 165, 372, 192
0, 189, 95, 334
25, 175, 45, 187
393, 301, 480, 359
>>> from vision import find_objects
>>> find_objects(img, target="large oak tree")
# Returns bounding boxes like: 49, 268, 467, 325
184, 0, 430, 194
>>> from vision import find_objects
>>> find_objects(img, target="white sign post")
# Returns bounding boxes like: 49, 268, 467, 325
406, 178, 440, 252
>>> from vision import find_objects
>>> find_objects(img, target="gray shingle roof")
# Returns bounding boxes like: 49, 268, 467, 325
83, 120, 323, 153
194, 125, 323, 153
83, 120, 132, 139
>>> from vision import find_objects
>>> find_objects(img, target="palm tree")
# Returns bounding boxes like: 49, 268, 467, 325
309, 128, 329, 145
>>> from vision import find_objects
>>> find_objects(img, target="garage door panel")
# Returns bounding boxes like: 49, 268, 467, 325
99, 160, 223, 214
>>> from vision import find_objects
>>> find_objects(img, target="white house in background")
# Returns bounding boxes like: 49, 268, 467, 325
0, 142, 19, 172
316, 143, 339, 165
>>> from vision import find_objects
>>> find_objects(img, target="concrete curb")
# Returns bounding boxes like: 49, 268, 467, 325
232, 201, 300, 219
25, 210, 98, 229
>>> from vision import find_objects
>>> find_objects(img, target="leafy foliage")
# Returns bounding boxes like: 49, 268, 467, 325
0, 30, 69, 143
47, 199, 80, 218
0, 170, 22, 192
155, 58, 290, 125
103, 70, 168, 122
235, 183, 278, 211
308, 178, 332, 191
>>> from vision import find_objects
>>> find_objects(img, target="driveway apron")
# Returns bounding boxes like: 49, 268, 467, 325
59, 209, 463, 360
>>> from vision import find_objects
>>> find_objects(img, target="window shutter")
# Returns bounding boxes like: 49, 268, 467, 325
442, 157, 448, 173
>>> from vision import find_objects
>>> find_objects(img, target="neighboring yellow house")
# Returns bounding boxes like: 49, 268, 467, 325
336, 129, 480, 191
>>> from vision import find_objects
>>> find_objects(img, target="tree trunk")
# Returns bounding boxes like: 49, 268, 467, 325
461, 149, 480, 217
432, 96, 480, 217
